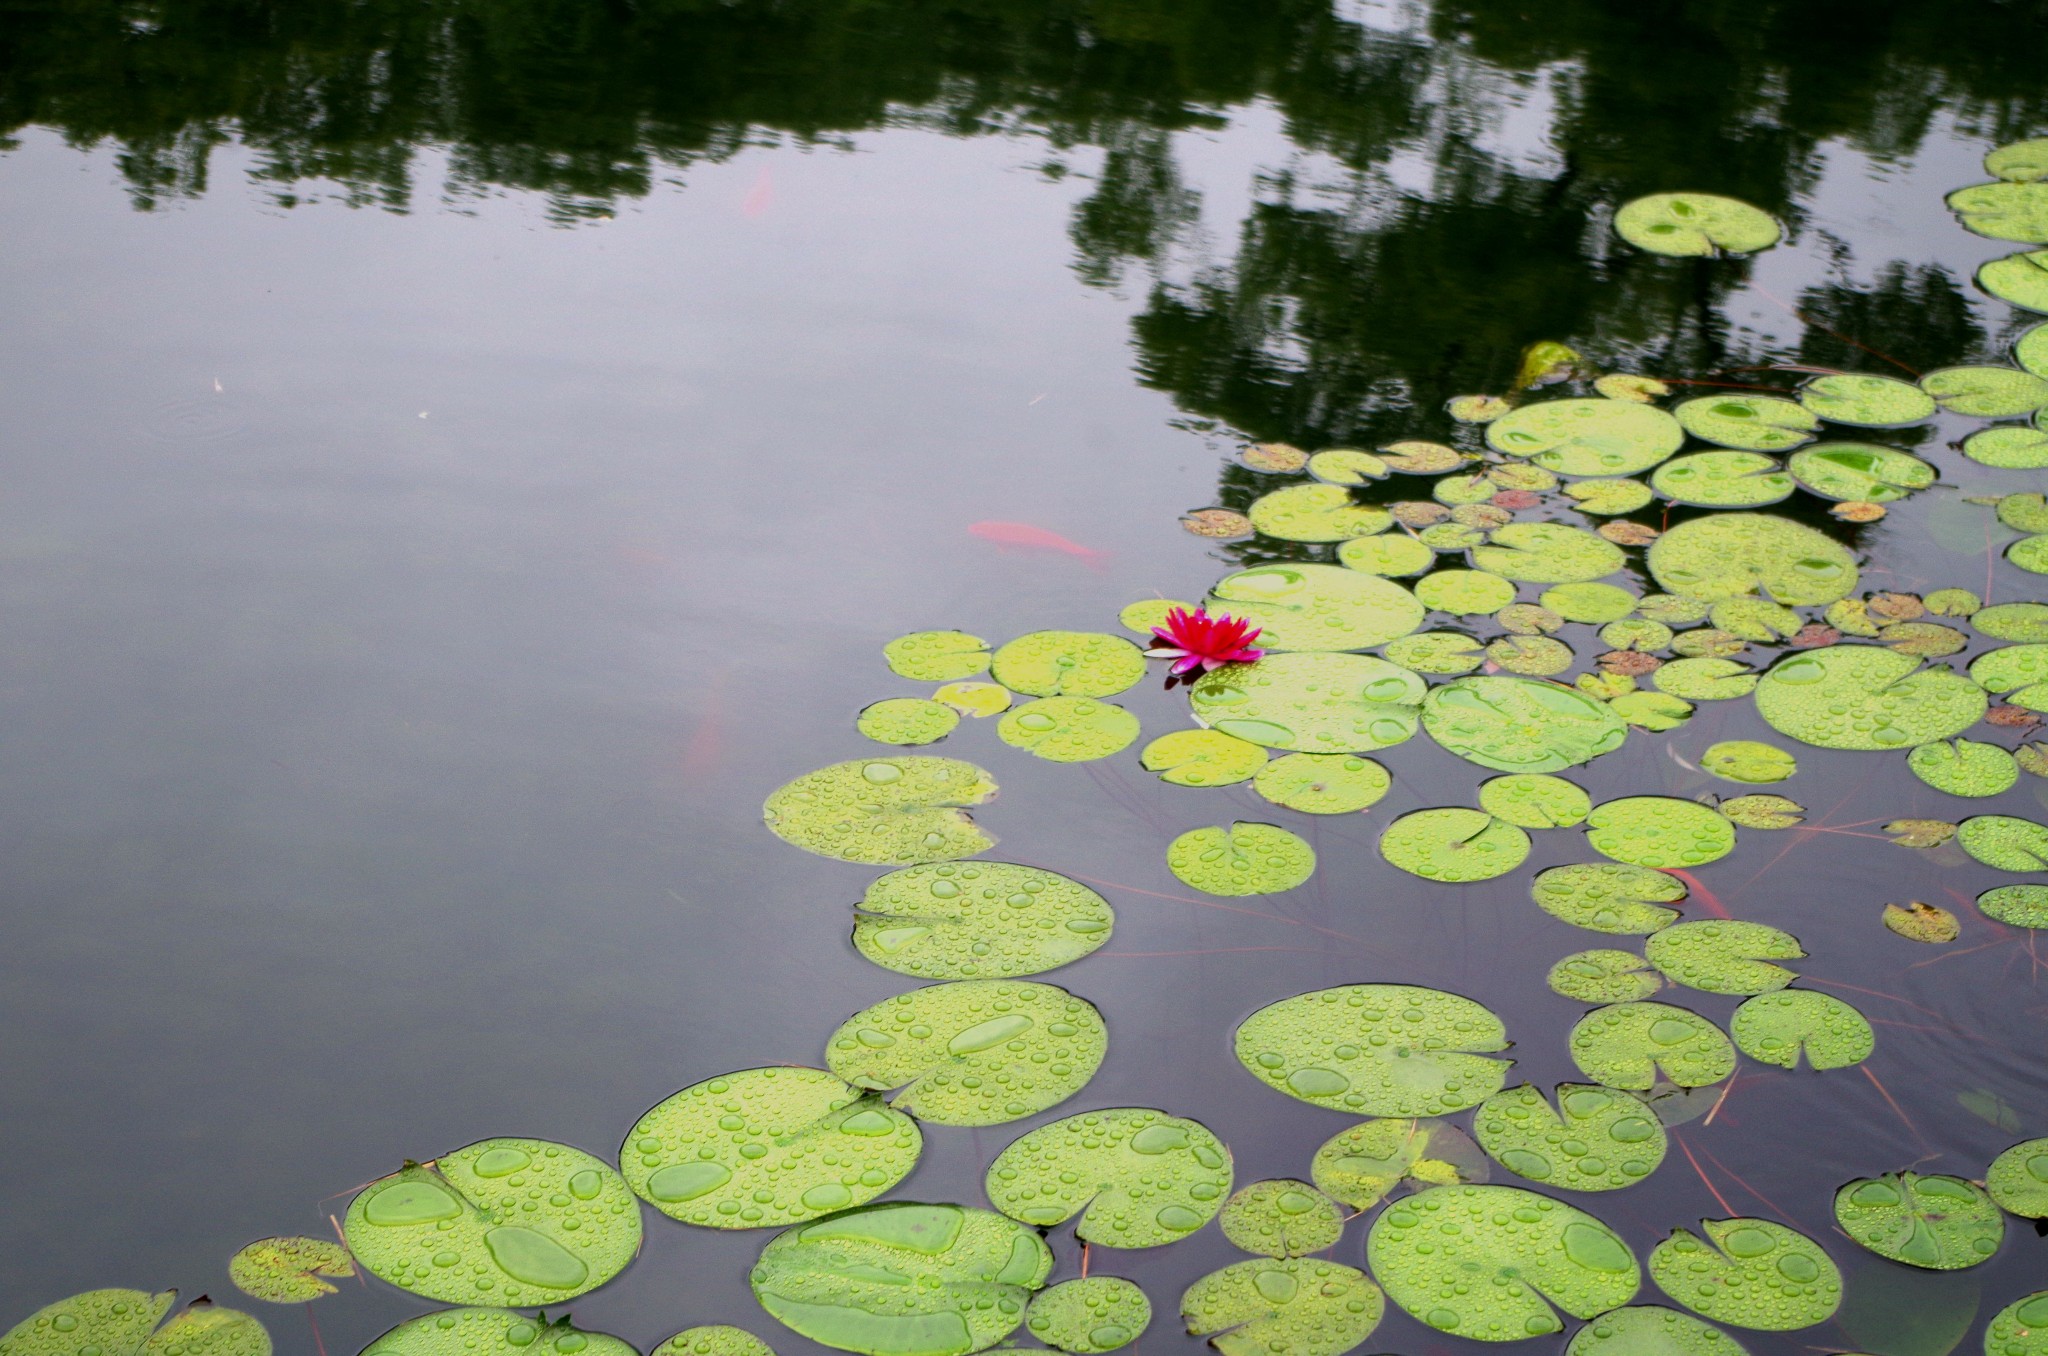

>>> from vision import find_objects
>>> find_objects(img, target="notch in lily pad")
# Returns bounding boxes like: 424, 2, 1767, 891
1234, 984, 1511, 1116
1615, 193, 1782, 256
1, 1293, 270, 1356
1833, 1174, 2003, 1270
1180, 1259, 1383, 1356
984, 1108, 1232, 1248
1309, 1117, 1489, 1209
1167, 822, 1315, 896
764, 758, 997, 865
1644, 921, 1803, 995
1729, 990, 1872, 1070
1472, 1083, 1667, 1192
228, 1238, 355, 1303
1648, 1218, 1841, 1330
1570, 1002, 1734, 1089
854, 862, 1112, 979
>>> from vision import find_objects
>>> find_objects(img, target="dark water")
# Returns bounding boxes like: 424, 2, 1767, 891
3, 1, 2048, 1352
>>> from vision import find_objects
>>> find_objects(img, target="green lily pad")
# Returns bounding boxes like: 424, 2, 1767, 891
1798, 374, 1939, 427
653, 1329, 775, 1356
1234, 984, 1512, 1117
1574, 479, 1663, 515
1488, 637, 1574, 677
854, 862, 1112, 979
1423, 675, 1629, 772
1415, 568, 1519, 615
1189, 652, 1423, 753
885, 632, 991, 681
1908, 741, 2020, 798
1379, 808, 1532, 882
1699, 741, 1795, 783
344, 1139, 641, 1304
1368, 1184, 1639, 1340
1947, 181, 2048, 243
998, 698, 1138, 762
1420, 522, 1487, 551
1025, 1278, 1149, 1354
2017, 324, 2048, 378
1139, 729, 1265, 786
1218, 1180, 1344, 1258
1922, 367, 2048, 418
1612, 691, 1696, 731
1603, 619, 1674, 651
1473, 1083, 1667, 1191
1534, 863, 1688, 934
1473, 523, 1626, 584
1206, 564, 1424, 652
825, 980, 1106, 1126
1990, 140, 2048, 182
1978, 884, 2048, 927
1314, 1118, 1489, 1211
1675, 397, 1818, 453
1986, 1141, 2048, 1218
1649, 1219, 1840, 1330
750, 1203, 1053, 1356
1981, 250, 2048, 312
1252, 754, 1390, 814
858, 699, 960, 746
1755, 647, 1986, 750
1615, 194, 1781, 256
1788, 445, 1937, 503
764, 758, 997, 865
1648, 514, 1858, 605
1433, 472, 1498, 506
1247, 484, 1392, 542
1570, 1003, 1735, 1089
1650, 453, 1794, 507
2010, 535, 2048, 574
1, 1295, 268, 1356
364, 1312, 628, 1356
1720, 795, 1804, 830
1336, 533, 1436, 576
2000, 495, 2048, 533
1715, 598, 1803, 641
1928, 589, 1984, 617
1167, 822, 1315, 896
1645, 921, 1802, 995
1654, 659, 1758, 701
1307, 449, 1390, 486
1487, 398, 1686, 476
985, 1108, 1232, 1247
1729, 990, 1873, 1069
932, 682, 1010, 718
1971, 645, 2048, 710
1118, 600, 1188, 636
228, 1238, 355, 1303
1834, 1174, 2003, 1271
1984, 1293, 2048, 1356
1180, 1259, 1384, 1356
1480, 774, 1593, 828
1544, 582, 1639, 624
1384, 630, 1485, 674
1550, 950, 1663, 1003
1587, 798, 1735, 869
1566, 1306, 1749, 1356
1957, 815, 2048, 871
1964, 425, 2048, 468
990, 632, 1145, 698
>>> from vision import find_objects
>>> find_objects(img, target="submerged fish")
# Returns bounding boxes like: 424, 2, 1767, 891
968, 520, 1108, 566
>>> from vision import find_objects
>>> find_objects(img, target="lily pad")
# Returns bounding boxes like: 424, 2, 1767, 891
1645, 921, 1802, 995
1423, 676, 1629, 772
1612, 691, 1696, 731
886, 632, 991, 681
1833, 1174, 2003, 1271
1675, 396, 1818, 453
1947, 181, 2048, 243
1789, 445, 1937, 503
1565, 1306, 1749, 1356
1252, 753, 1390, 813
853, 862, 1112, 979
1700, 741, 1796, 784
2011, 536, 2048, 574
1587, 798, 1735, 869
1650, 453, 1794, 508
1649, 1219, 1840, 1330
1473, 523, 1626, 583
1755, 647, 1985, 750
764, 758, 997, 865
1990, 140, 2048, 182
1247, 484, 1392, 542
1721, 795, 1804, 830
1025, 1278, 1150, 1354
749, 1203, 1053, 1356
1922, 367, 2048, 418
1978, 884, 2048, 927
1647, 514, 1858, 605
932, 682, 1010, 718
1544, 582, 1639, 624
2019, 324, 2048, 378
1957, 815, 2048, 870
984, 1108, 1232, 1248
1383, 630, 1485, 674
1415, 568, 1518, 614
1981, 250, 2048, 312
998, 698, 1139, 762
1139, 729, 1265, 787
228, 1238, 355, 1303
825, 980, 1106, 1126
1885, 901, 1960, 943
1206, 564, 1424, 652
1480, 774, 1593, 828
1965, 426, 2048, 468
1218, 1180, 1344, 1258
1, 1295, 268, 1356
1234, 984, 1512, 1117
1799, 374, 1939, 427
1167, 822, 1315, 895
1309, 1118, 1488, 1209
1615, 194, 1781, 256
1970, 645, 2048, 710
859, 699, 960, 746
1368, 1184, 1639, 1340
1571, 478, 1659, 514
1190, 652, 1422, 753
1180, 1259, 1383, 1356
1336, 533, 1435, 576
1984, 1293, 2048, 1356
1729, 990, 1873, 1069
652, 1328, 776, 1356
1654, 659, 1758, 701
990, 632, 1145, 698
1908, 741, 2019, 798
1986, 1140, 2048, 1218
1489, 636, 1574, 677
1570, 1003, 1735, 1089
1473, 1083, 1667, 1191
1379, 807, 1532, 882
1307, 449, 1390, 486
1487, 398, 1686, 476
1534, 863, 1688, 934
1550, 950, 1663, 1003
364, 1312, 628, 1356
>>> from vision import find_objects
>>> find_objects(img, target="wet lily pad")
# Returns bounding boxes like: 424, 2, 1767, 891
1612, 691, 1696, 731
1570, 1003, 1735, 1089
1307, 449, 1389, 486
344, 1138, 641, 1304
1206, 564, 1424, 652
1473, 1083, 1667, 1192
1489, 635, 1573, 676
1970, 645, 2048, 710
1981, 250, 2048, 312
1, 1294, 268, 1356
1675, 397, 1818, 453
1336, 533, 1435, 576
1799, 374, 1939, 427
1234, 984, 1511, 1117
1534, 863, 1688, 934
1721, 795, 1804, 830
1368, 1184, 1639, 1340
932, 682, 1010, 718
1252, 753, 1390, 813
1309, 1118, 1489, 1210
1885, 901, 1960, 943
1544, 582, 1639, 624
1247, 484, 1392, 542
228, 1238, 355, 1303
2019, 324, 2048, 378
859, 699, 960, 746
364, 1311, 628, 1356
1180, 1259, 1383, 1356
1604, 619, 1675, 651
1700, 741, 1796, 784
2008, 535, 2048, 574
1984, 1293, 2048, 1356
1384, 630, 1486, 674
825, 980, 1106, 1126
1550, 950, 1663, 1003
1986, 1140, 2048, 1218
886, 632, 991, 681
1565, 1306, 1748, 1356
1615, 194, 1781, 256
1654, 659, 1758, 701
1167, 822, 1315, 896
1480, 774, 1593, 828
1473, 523, 1626, 584
1990, 139, 2048, 182
1645, 921, 1802, 995
764, 758, 997, 865
1957, 815, 2048, 870
998, 698, 1139, 762
750, 1203, 1053, 1356
1788, 445, 1937, 503
1908, 741, 2019, 797
1647, 514, 1858, 605
652, 1328, 776, 1356
1833, 1174, 2003, 1271
1947, 181, 2048, 243
1190, 652, 1423, 753
1423, 675, 1629, 772
1487, 398, 1686, 476
1571, 479, 1659, 514
1587, 798, 1735, 869
1415, 568, 1518, 615
1978, 884, 2048, 927
1755, 647, 1985, 750
985, 1108, 1232, 1247
1922, 367, 2048, 418
1649, 1219, 1840, 1330
1244, 442, 1308, 472
1965, 425, 2048, 468
1218, 1180, 1344, 1258
1729, 990, 1872, 1069
1140, 729, 1266, 786
991, 632, 1145, 698
854, 862, 1112, 979
1025, 1278, 1149, 1354
1379, 807, 1532, 882
1650, 453, 1794, 508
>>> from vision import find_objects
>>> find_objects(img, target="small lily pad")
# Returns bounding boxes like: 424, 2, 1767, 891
1180, 1259, 1384, 1356
1990, 140, 2048, 182
1309, 1118, 1489, 1210
764, 758, 997, 865
1218, 1180, 1344, 1258
1885, 901, 1960, 943
1489, 635, 1573, 675
1957, 815, 2048, 870
1383, 631, 1485, 674
1700, 741, 1796, 784
1675, 396, 1818, 453
1, 1295, 270, 1356
933, 682, 1010, 717
1487, 398, 1686, 476
1565, 1306, 1748, 1356
1473, 523, 1626, 583
1788, 445, 1937, 502
1908, 741, 2019, 797
1544, 583, 1639, 624
1654, 659, 1758, 701
1922, 366, 2048, 418
1190, 652, 1422, 753
1799, 374, 1939, 427
1720, 795, 1804, 830
1947, 181, 2048, 243
1248, 484, 1392, 542
1979, 603, 2048, 642
1970, 644, 2048, 710
1550, 950, 1663, 1003
1889, 818, 1959, 848
1587, 798, 1735, 868
1473, 1083, 1667, 1191
1612, 691, 1695, 731
998, 698, 1139, 762
1382, 439, 1469, 472
1965, 426, 2048, 468
1729, 990, 1873, 1069
858, 698, 960, 746
885, 632, 991, 681
1986, 1140, 2048, 1218
1140, 730, 1266, 787
1234, 984, 1512, 1117
1981, 250, 2048, 312
985, 1108, 1233, 1248
1649, 1219, 1840, 1330
1651, 453, 1794, 507
1833, 1174, 2003, 1271
1379, 807, 1532, 882
1603, 619, 1674, 651
1423, 675, 1629, 772
1307, 449, 1389, 485
1168, 822, 1315, 895
1647, 514, 1858, 605
1252, 753, 1390, 813
1755, 647, 1985, 750
1182, 510, 1254, 540
1336, 533, 1436, 576
1615, 193, 1781, 256
1645, 921, 1802, 995
1570, 478, 1659, 514
1244, 442, 1308, 472
652, 1328, 776, 1356
1984, 1293, 2048, 1356
1480, 774, 1593, 828
854, 861, 1113, 979
1978, 884, 2048, 927
228, 1238, 355, 1303
365, 1312, 627, 1356
1206, 564, 1425, 652
1026, 1278, 1150, 1354
991, 632, 1145, 698
1534, 863, 1688, 934
1570, 1002, 1735, 1089
1415, 568, 1518, 614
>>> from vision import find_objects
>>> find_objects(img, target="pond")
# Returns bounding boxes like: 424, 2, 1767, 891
3, 2, 2048, 1355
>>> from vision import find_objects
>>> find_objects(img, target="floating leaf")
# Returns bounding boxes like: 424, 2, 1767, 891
1798, 374, 1939, 427
1887, 819, 1958, 849
1654, 659, 1757, 701
1921, 366, 2048, 418
1986, 1140, 2048, 1219
1612, 690, 1695, 731
1543, 582, 1638, 624
1243, 443, 1308, 472
764, 758, 997, 865
1720, 795, 1804, 830
1422, 675, 1629, 772
825, 980, 1106, 1126
1650, 453, 1793, 508
1181, 509, 1254, 540
1833, 1174, 2003, 1271
1234, 984, 1511, 1117
1755, 647, 1985, 750
1699, 741, 1796, 784
1675, 396, 1817, 453
1789, 444, 1937, 503
998, 698, 1138, 762
885, 632, 991, 681
932, 682, 1010, 718
1480, 774, 1593, 828
652, 1327, 776, 1356
1368, 1184, 1639, 1339
1534, 863, 1688, 934
1647, 514, 1857, 605
1648, 1219, 1841, 1330
1025, 1278, 1149, 1354
364, 1311, 627, 1356
1473, 1083, 1667, 1192
1729, 990, 1873, 1069
1180, 1259, 1383, 1356
1834, 501, 1888, 523
1335, 533, 1435, 576
0, 1294, 266, 1356
1958, 815, 2048, 870
1381, 440, 1468, 473
1167, 822, 1315, 896
1587, 798, 1735, 869
1251, 753, 1390, 814
1487, 398, 1686, 476
1306, 449, 1389, 486
1565, 1306, 1748, 1356
1990, 139, 2048, 183
1597, 375, 1672, 402
1884, 901, 1960, 943
1603, 619, 1673, 651
750, 1203, 1053, 1356
985, 1108, 1232, 1247
1449, 395, 1512, 423
1570, 1003, 1735, 1089
1549, 950, 1663, 1003
1981, 249, 2048, 311
1488, 635, 1575, 675
227, 1237, 355, 1303
858, 699, 960, 746
1309, 1118, 1488, 1209
1906, 740, 2018, 799
1206, 564, 1424, 652
1415, 568, 1518, 614
1139, 730, 1265, 787
1978, 884, 2048, 927
1947, 181, 2048, 243
1978, 603, 2048, 642
1927, 589, 1984, 618
1218, 1180, 1344, 1258
1379, 808, 1531, 882
1971, 644, 2048, 711
853, 862, 1112, 979
1985, 1293, 2048, 1356
1190, 652, 1422, 753
1247, 484, 1392, 542
1615, 194, 1781, 256
344, 1139, 641, 1305
1576, 480, 1660, 515
1645, 921, 1801, 994
1964, 426, 2048, 468
1884, 621, 1968, 657
1962, 1090, 2025, 1133
991, 632, 1145, 698
1473, 523, 1626, 584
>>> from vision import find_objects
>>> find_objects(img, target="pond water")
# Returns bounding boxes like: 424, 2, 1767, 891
4, 2, 2048, 1354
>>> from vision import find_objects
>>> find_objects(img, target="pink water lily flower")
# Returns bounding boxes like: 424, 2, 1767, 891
1148, 606, 1265, 675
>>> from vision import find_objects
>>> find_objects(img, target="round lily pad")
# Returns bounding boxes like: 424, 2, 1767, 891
750, 1203, 1053, 1355
1647, 514, 1858, 605
1970, 644, 2048, 709
853, 862, 1112, 979
764, 758, 997, 865
998, 698, 1139, 762
228, 1238, 355, 1303
1981, 250, 2048, 312
1755, 647, 1985, 750
1416, 568, 1519, 614
824, 980, 1106, 1126
1788, 445, 1937, 503
1550, 950, 1662, 1003
1922, 366, 2048, 418
344, 1138, 642, 1305
1218, 1180, 1344, 1258
1700, 741, 1795, 784
652, 1328, 775, 1356
1986, 1140, 2048, 1219
1730, 990, 1873, 1069
1675, 396, 1818, 453
885, 632, 991, 681
1650, 453, 1794, 507
1947, 181, 2048, 243
985, 1108, 1232, 1248
1720, 795, 1804, 830
991, 632, 1145, 698
1423, 676, 1629, 772
1833, 1174, 2003, 1271
1570, 478, 1659, 513
1336, 533, 1436, 576
1179, 1259, 1384, 1356
1645, 921, 1802, 995
1957, 815, 2048, 871
1487, 398, 1686, 476
1613, 691, 1696, 731
1139, 729, 1265, 787
2011, 535, 2048, 574
1368, 1184, 1640, 1340
2, 1295, 275, 1356
1654, 658, 1756, 701
1480, 774, 1593, 828
1587, 798, 1735, 869
858, 698, 960, 746
1190, 652, 1423, 753
1965, 425, 2048, 468
1384, 630, 1485, 674
1248, 484, 1392, 542
1206, 564, 1424, 652
1615, 193, 1781, 256
1984, 1293, 2048, 1356
1473, 523, 1626, 583
1979, 884, 2048, 927
1566, 1306, 1749, 1356
932, 682, 1010, 717
1309, 1118, 1488, 1210
1534, 863, 1688, 934
2017, 324, 2048, 377
1649, 1219, 1840, 1330
1990, 140, 2048, 183
1798, 374, 1939, 427
1252, 753, 1390, 813
1909, 740, 2019, 798
1544, 582, 1639, 624
1379, 807, 1532, 882
1489, 636, 1575, 679
1604, 619, 1675, 651
1570, 1002, 1735, 1089
1473, 1083, 1667, 1192
1234, 984, 1512, 1117
365, 1311, 629, 1356
1025, 1278, 1150, 1354
1307, 449, 1390, 485
1167, 822, 1315, 896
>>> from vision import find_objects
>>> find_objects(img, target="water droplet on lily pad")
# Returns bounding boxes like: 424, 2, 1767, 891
228, 1238, 355, 1304
1167, 822, 1315, 896
1833, 1173, 2003, 1270
986, 1108, 1232, 1248
1729, 990, 1872, 1070
1234, 984, 1511, 1117
1025, 1277, 1150, 1354
365, 1310, 632, 1356
1179, 1259, 1384, 1356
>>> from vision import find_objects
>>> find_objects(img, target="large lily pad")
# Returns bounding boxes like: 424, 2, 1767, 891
1755, 647, 1985, 750
749, 1204, 1053, 1356
1368, 1184, 1639, 1340
1472, 1083, 1667, 1192
1833, 1174, 2003, 1271
1909, 740, 2019, 798
1948, 181, 2048, 243
1, 1295, 269, 1356
1788, 445, 1937, 503
344, 1139, 642, 1305
854, 862, 1112, 979
764, 758, 997, 865
1986, 1140, 2048, 1219
1487, 399, 1686, 476
1252, 754, 1391, 813
990, 632, 1145, 698
1423, 676, 1629, 772
1647, 514, 1858, 605
1981, 250, 2048, 312
1167, 822, 1316, 895
1798, 374, 1939, 427
1979, 884, 2048, 926
1957, 815, 2048, 870
984, 1108, 1232, 1248
1615, 194, 1781, 256
227, 1238, 355, 1303
1234, 984, 1512, 1117
1970, 645, 2048, 710
1984, 1293, 2048, 1356
1472, 523, 1626, 584
1565, 1306, 1749, 1356
1180, 1260, 1384, 1356
1379, 808, 1531, 882
825, 980, 1105, 1126
1648, 1219, 1841, 1330
1247, 484, 1392, 542
1650, 453, 1794, 508
1644, 921, 1802, 995
1190, 652, 1423, 753
1217, 1180, 1344, 1258
1206, 565, 1424, 652
1570, 1003, 1735, 1089
1922, 367, 2048, 418
363, 1312, 630, 1356
997, 698, 1139, 762
1025, 1278, 1149, 1354
1675, 397, 1818, 453
1729, 991, 1873, 1069
1587, 798, 1735, 869
1534, 864, 1688, 934
1309, 1118, 1489, 1209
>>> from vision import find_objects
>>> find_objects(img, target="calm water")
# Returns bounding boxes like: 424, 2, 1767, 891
3, 1, 2048, 1352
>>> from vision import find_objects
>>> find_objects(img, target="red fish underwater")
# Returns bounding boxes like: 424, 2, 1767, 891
969, 520, 1108, 568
